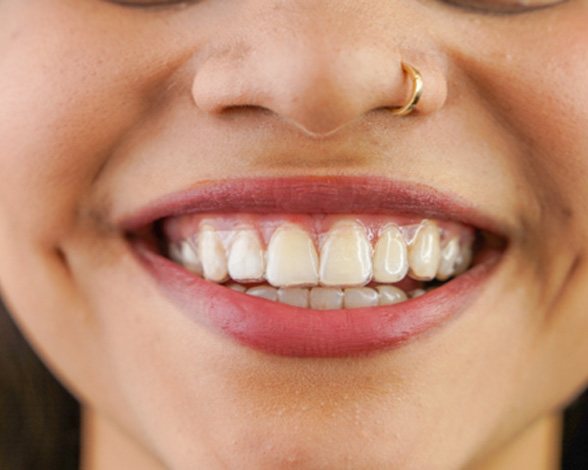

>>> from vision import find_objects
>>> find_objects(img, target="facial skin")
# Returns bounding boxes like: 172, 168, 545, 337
0, 0, 587, 468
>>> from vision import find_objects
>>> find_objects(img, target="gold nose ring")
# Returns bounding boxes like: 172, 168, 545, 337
390, 62, 424, 116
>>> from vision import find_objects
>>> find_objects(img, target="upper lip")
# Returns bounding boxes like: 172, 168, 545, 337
118, 175, 507, 237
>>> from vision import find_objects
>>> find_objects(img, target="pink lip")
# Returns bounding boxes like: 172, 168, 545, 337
123, 176, 504, 358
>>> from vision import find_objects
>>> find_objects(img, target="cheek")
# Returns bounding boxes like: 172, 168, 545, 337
0, 2, 182, 244
454, 12, 588, 217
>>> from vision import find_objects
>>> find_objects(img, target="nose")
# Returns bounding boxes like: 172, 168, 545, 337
191, 3, 447, 137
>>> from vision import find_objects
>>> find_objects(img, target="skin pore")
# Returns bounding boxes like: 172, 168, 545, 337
0, 0, 587, 468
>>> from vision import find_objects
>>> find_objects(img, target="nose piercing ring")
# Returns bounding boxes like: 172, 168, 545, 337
390, 63, 423, 116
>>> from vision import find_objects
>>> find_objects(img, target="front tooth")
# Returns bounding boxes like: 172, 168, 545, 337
310, 287, 344, 310
319, 221, 372, 287
266, 224, 319, 287
437, 237, 460, 281
373, 225, 408, 283
246, 286, 278, 301
278, 288, 310, 308
407, 220, 441, 281
376, 286, 408, 305
227, 229, 265, 282
198, 225, 228, 282
344, 287, 379, 308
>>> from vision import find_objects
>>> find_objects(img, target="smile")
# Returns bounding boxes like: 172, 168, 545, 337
123, 176, 506, 357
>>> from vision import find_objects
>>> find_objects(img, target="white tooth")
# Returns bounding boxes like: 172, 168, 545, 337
178, 239, 203, 274
408, 220, 441, 281
246, 286, 278, 301
277, 288, 310, 308
319, 221, 372, 287
309, 287, 344, 310
454, 242, 473, 275
373, 225, 408, 283
344, 287, 379, 309
198, 225, 228, 282
437, 237, 460, 281
266, 224, 319, 287
169, 242, 183, 264
227, 229, 265, 282
376, 286, 408, 305
409, 288, 426, 298
227, 283, 247, 292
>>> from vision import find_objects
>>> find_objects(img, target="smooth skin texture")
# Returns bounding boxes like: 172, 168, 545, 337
0, 0, 587, 468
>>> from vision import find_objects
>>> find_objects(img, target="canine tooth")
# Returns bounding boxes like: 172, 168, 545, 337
278, 288, 310, 308
227, 229, 265, 282
437, 237, 460, 281
246, 286, 278, 301
373, 225, 408, 283
310, 287, 344, 310
408, 220, 441, 281
266, 224, 319, 287
376, 286, 408, 305
198, 225, 228, 282
319, 221, 372, 287
344, 287, 379, 308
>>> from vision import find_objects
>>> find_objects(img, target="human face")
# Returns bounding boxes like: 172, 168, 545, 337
1, 0, 587, 468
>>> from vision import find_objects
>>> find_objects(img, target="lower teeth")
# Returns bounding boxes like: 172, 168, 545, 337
227, 283, 429, 309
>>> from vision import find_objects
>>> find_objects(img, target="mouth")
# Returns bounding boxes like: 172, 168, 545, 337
122, 176, 506, 358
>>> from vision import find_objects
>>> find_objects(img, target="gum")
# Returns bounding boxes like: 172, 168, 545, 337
163, 212, 474, 247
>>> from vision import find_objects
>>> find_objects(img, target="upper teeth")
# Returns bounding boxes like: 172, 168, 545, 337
168, 218, 473, 289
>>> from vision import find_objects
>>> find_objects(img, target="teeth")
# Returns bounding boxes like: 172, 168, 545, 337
277, 287, 310, 308
376, 286, 408, 305
373, 225, 408, 283
344, 287, 379, 308
407, 220, 441, 281
227, 283, 247, 293
454, 242, 473, 275
437, 237, 460, 281
266, 224, 319, 287
198, 225, 229, 282
319, 221, 372, 287
170, 240, 203, 275
227, 229, 265, 282
171, 216, 477, 308
409, 288, 427, 298
309, 287, 344, 310
246, 286, 278, 301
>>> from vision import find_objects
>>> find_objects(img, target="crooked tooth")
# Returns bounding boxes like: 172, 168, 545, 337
373, 225, 408, 283
376, 286, 408, 305
344, 287, 379, 309
278, 288, 310, 308
227, 283, 247, 293
310, 287, 344, 310
266, 224, 319, 287
246, 286, 278, 301
198, 225, 228, 282
227, 229, 265, 282
437, 237, 460, 281
319, 221, 372, 287
408, 220, 441, 281
169, 240, 203, 274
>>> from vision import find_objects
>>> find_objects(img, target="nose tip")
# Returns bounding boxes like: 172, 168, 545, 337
192, 33, 446, 137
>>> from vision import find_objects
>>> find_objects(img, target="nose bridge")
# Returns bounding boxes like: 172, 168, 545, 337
192, 1, 434, 136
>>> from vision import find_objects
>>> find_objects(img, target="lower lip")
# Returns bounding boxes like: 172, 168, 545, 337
134, 244, 498, 358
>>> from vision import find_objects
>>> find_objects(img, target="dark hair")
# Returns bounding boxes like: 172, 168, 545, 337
0, 300, 586, 469
0, 301, 79, 470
